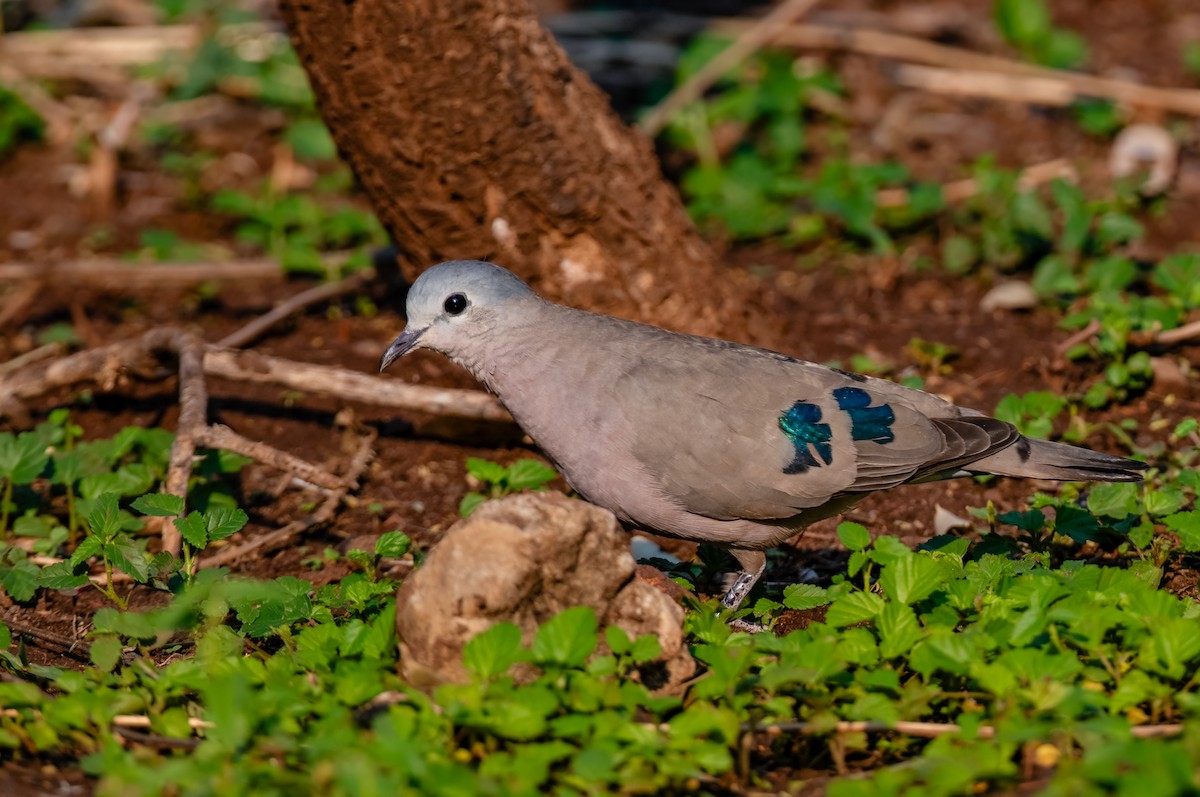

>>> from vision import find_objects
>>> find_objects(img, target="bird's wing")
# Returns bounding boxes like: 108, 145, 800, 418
615, 340, 1018, 522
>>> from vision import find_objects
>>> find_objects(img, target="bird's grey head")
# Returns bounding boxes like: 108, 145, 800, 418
379, 260, 538, 372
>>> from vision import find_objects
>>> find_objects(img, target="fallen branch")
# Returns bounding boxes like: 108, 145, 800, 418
751, 719, 1182, 739
713, 20, 1200, 116
0, 325, 509, 569
1, 613, 91, 661
0, 329, 511, 426
0, 343, 65, 377
201, 428, 376, 567
217, 268, 376, 349
0, 258, 285, 286
639, 0, 823, 137
155, 329, 207, 556
894, 64, 1078, 108
196, 424, 348, 491
0, 25, 199, 71
1152, 318, 1200, 347
203, 348, 511, 423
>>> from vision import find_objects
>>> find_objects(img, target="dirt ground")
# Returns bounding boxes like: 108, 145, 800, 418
1, 4, 1200, 789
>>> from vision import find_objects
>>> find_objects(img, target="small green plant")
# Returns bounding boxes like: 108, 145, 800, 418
459, 458, 558, 516
995, 391, 1068, 439
993, 0, 1088, 69
1184, 41, 1200, 79
211, 182, 385, 275
38, 493, 151, 608
0, 430, 49, 537
132, 492, 248, 583
0, 85, 45, 159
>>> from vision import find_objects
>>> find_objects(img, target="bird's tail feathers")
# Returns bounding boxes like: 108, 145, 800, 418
967, 436, 1147, 483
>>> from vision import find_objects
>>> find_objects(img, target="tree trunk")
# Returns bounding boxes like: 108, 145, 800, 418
275, 0, 754, 338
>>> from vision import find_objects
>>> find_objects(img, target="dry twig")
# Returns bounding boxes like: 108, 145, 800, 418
1, 613, 91, 661
750, 719, 1182, 739
713, 20, 1200, 116
217, 268, 376, 349
196, 424, 348, 491
639, 0, 823, 136
201, 429, 376, 567
0, 258, 286, 286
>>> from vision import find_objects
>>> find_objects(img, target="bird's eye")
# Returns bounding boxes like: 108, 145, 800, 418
443, 293, 468, 315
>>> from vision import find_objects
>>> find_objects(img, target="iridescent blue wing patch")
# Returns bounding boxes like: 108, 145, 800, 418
833, 386, 895, 444
779, 401, 834, 473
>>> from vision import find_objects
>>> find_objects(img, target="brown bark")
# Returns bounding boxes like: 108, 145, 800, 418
275, 0, 748, 337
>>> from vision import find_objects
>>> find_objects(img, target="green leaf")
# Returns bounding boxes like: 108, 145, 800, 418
1087, 482, 1140, 518
1165, 512, 1200, 552
942, 235, 979, 274
1146, 617, 1200, 678
532, 606, 597, 668
284, 117, 337, 161
374, 531, 411, 559
89, 635, 123, 673
1095, 211, 1144, 247
505, 460, 558, 492
782, 583, 831, 610
205, 507, 249, 542
459, 492, 486, 517
173, 512, 209, 549
103, 540, 150, 583
69, 535, 102, 568
629, 634, 662, 664
0, 559, 39, 602
463, 622, 524, 679
0, 432, 49, 484
994, 0, 1051, 49
825, 592, 885, 627
604, 625, 632, 656
837, 522, 872, 552
38, 561, 89, 591
877, 602, 923, 658
879, 554, 943, 605
465, 457, 507, 486
85, 493, 123, 541
131, 493, 185, 517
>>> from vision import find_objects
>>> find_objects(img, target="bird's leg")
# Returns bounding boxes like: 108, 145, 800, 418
721, 549, 767, 633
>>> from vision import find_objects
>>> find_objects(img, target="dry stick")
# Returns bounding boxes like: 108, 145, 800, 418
0, 344, 68, 376
753, 720, 1183, 739
713, 20, 1200, 116
196, 424, 347, 490
874, 157, 1075, 209
1154, 318, 1200, 346
0, 330, 511, 425
0, 24, 200, 70
154, 330, 208, 557
639, 0, 823, 137
204, 348, 512, 423
2, 614, 91, 660
894, 64, 1079, 108
217, 267, 375, 349
0, 259, 285, 285
201, 430, 376, 568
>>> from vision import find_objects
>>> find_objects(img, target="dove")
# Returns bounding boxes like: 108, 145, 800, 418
380, 260, 1147, 619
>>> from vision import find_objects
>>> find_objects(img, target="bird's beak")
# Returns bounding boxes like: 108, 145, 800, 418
379, 327, 427, 372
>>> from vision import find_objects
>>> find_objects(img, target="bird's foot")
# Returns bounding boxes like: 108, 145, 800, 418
727, 617, 768, 634
720, 571, 758, 611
